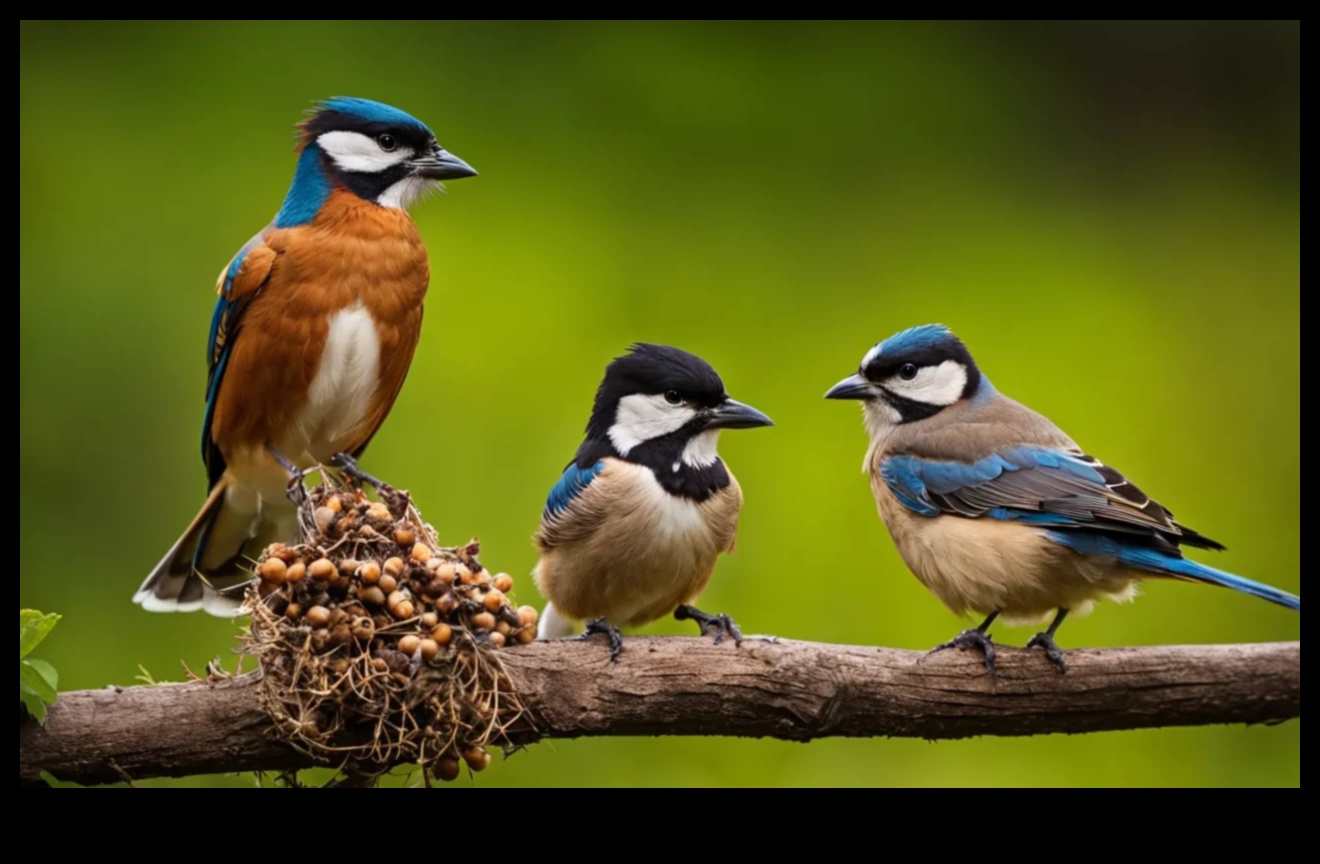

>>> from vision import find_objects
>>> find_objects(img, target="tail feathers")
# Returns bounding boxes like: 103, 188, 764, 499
134, 478, 254, 617
1162, 557, 1301, 610
1048, 531, 1299, 610
536, 602, 579, 640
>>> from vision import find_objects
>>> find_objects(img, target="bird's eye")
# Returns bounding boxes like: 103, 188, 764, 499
899, 363, 919, 381
664, 390, 683, 405
377, 134, 397, 152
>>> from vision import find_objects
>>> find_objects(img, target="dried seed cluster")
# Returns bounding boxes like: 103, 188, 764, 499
247, 484, 529, 784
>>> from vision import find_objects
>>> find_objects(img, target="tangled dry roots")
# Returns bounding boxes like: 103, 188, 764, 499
244, 482, 533, 783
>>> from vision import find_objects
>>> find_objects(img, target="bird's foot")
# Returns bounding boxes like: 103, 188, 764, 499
1027, 631, 1068, 673
286, 470, 313, 508
330, 452, 393, 494
266, 444, 312, 506
574, 617, 624, 662
929, 628, 997, 675
674, 605, 743, 647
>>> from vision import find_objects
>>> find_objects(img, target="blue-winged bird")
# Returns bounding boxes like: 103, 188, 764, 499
825, 324, 1299, 673
533, 344, 773, 659
135, 97, 476, 615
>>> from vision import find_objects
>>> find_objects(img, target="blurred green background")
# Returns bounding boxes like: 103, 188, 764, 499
20, 20, 1299, 787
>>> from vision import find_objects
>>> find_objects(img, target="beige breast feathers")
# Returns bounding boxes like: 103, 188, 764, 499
534, 461, 742, 627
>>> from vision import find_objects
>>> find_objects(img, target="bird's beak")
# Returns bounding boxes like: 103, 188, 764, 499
412, 147, 478, 180
707, 398, 774, 430
824, 373, 875, 400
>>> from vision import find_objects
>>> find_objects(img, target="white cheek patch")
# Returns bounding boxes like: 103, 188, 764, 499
608, 394, 695, 455
376, 176, 435, 210
317, 131, 414, 174
863, 399, 902, 441
886, 360, 967, 406
680, 429, 721, 468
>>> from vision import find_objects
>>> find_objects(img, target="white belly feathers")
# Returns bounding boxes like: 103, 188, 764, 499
297, 300, 381, 460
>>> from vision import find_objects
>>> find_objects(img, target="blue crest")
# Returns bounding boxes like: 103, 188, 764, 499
320, 97, 430, 133
874, 324, 956, 358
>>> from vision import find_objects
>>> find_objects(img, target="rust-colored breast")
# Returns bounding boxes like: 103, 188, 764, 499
209, 190, 430, 457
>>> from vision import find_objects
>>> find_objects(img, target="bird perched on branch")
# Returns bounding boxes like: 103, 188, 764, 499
533, 344, 774, 660
134, 97, 476, 616
825, 324, 1299, 673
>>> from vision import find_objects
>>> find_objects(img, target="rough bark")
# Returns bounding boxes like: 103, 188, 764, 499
19, 638, 1300, 786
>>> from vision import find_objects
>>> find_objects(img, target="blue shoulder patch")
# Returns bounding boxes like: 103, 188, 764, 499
275, 146, 333, 228
321, 97, 429, 131
545, 461, 605, 516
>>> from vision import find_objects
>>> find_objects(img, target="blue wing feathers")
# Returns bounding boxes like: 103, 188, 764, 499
545, 461, 605, 516
883, 447, 1102, 516
200, 243, 257, 485
1046, 532, 1299, 610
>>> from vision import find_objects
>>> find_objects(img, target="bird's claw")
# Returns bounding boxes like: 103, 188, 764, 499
1027, 631, 1068, 673
286, 471, 310, 507
674, 605, 743, 647
575, 617, 624, 662
930, 628, 997, 676
331, 452, 392, 494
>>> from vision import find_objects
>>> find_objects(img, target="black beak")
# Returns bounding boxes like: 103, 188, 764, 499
412, 147, 478, 180
706, 398, 774, 430
824, 373, 875, 400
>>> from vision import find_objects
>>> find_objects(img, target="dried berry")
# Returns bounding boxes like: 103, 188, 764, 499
259, 557, 288, 583
492, 573, 514, 593
462, 746, 491, 772
434, 756, 461, 782
309, 558, 336, 581
398, 634, 421, 656
305, 605, 331, 628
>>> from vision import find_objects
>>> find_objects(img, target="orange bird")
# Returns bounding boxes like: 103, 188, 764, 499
135, 97, 476, 615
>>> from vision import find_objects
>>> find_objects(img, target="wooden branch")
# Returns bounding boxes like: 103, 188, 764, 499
19, 638, 1300, 786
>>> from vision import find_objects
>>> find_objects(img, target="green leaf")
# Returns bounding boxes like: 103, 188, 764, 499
20, 688, 47, 724
25, 658, 58, 695
20, 658, 58, 703
20, 609, 60, 660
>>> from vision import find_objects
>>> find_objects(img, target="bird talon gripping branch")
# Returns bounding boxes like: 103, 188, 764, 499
674, 605, 744, 646
575, 617, 626, 662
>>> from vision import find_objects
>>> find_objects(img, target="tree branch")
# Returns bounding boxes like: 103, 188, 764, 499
20, 638, 1300, 786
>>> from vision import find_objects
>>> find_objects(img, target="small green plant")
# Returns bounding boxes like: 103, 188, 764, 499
20, 609, 60, 723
